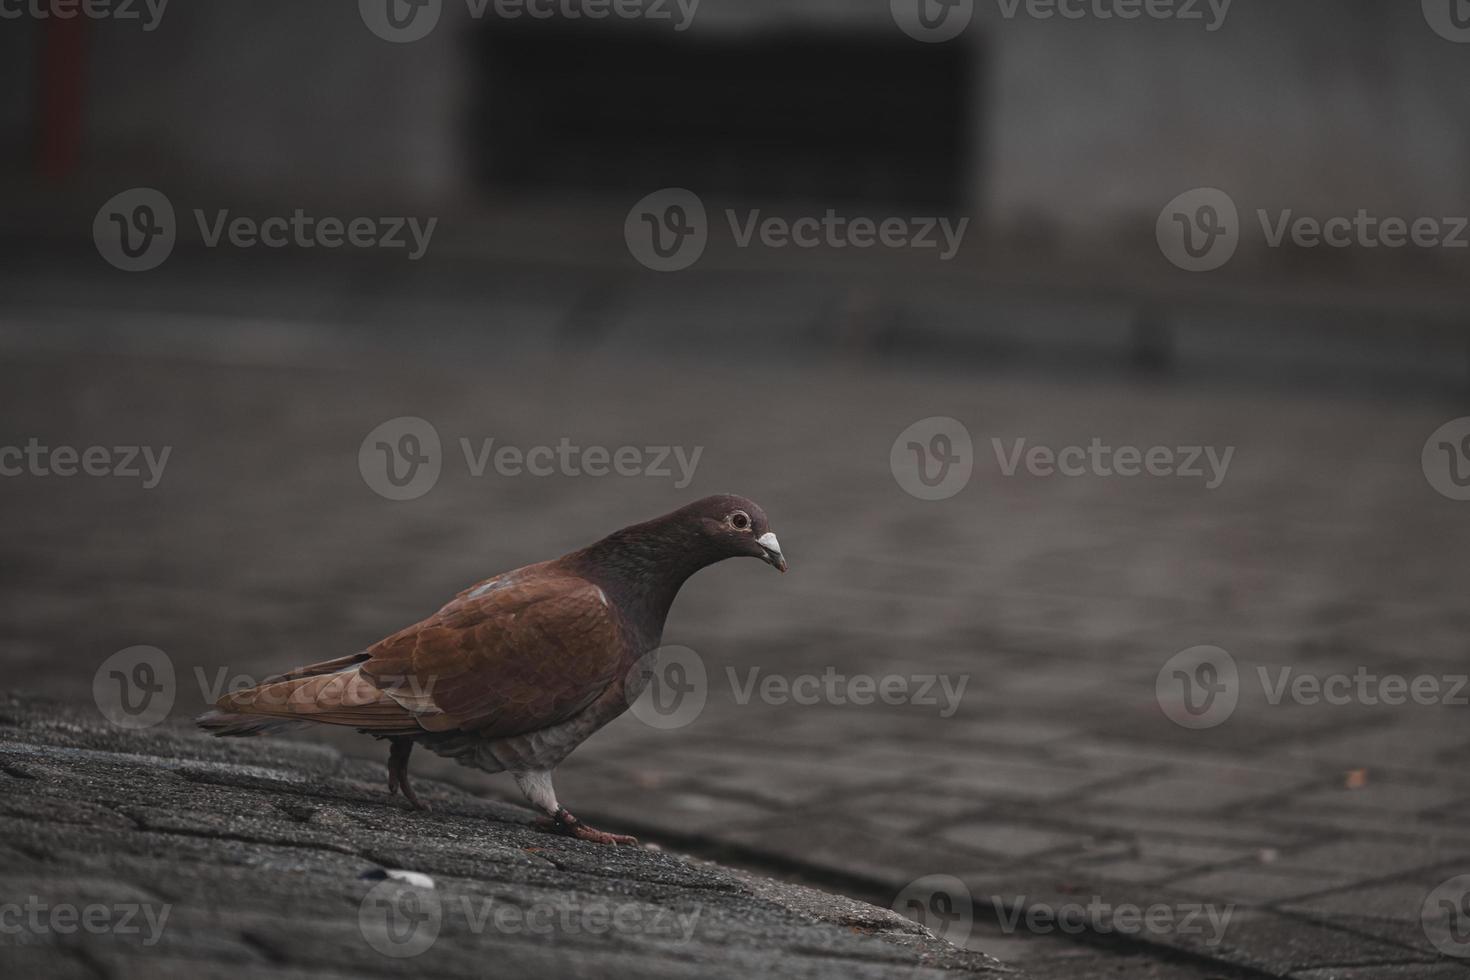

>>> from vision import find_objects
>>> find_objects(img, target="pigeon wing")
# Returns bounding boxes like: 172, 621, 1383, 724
359, 568, 627, 739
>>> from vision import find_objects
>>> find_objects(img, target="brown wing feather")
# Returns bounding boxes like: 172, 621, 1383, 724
361, 566, 625, 738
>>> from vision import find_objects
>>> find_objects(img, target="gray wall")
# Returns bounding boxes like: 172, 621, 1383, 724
4, 0, 1468, 233
983, 2, 1470, 229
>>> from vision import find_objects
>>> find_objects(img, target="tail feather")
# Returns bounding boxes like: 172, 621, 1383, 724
196, 710, 309, 738
196, 654, 421, 738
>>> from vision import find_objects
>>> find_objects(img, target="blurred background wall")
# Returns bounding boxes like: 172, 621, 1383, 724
5, 3, 1467, 223
0, 0, 1467, 388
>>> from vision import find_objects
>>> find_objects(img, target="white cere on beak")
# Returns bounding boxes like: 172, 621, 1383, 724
757, 532, 787, 571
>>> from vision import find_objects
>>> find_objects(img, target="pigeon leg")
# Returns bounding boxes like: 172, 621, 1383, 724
387, 738, 429, 811
514, 769, 638, 847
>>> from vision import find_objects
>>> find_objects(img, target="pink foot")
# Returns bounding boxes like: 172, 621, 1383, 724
533, 809, 639, 846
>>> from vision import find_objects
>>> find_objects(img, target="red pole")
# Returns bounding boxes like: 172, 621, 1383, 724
35, 15, 88, 182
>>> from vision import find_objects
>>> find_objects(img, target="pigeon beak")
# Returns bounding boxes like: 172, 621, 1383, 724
757, 532, 787, 573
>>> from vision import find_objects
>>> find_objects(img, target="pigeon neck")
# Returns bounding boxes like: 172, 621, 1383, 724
568, 519, 719, 635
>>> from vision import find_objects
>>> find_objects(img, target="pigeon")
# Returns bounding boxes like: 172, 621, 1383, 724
198, 494, 786, 846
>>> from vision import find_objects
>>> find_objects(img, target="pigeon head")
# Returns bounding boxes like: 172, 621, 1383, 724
677, 494, 786, 573
560, 495, 787, 641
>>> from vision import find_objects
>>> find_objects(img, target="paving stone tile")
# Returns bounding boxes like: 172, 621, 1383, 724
1287, 783, 1468, 817
572, 786, 778, 837
1085, 769, 1309, 813
1306, 914, 1450, 960
927, 760, 1113, 803
1284, 726, 1470, 773
1050, 807, 1310, 847
1273, 840, 1470, 879
1280, 881, 1449, 924
1061, 859, 1179, 884
807, 788, 989, 834
725, 817, 1009, 885
1215, 911, 1436, 973
939, 820, 1092, 860
1167, 868, 1357, 907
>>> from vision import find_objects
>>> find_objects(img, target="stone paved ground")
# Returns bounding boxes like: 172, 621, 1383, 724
0, 695, 1004, 979
4, 299, 1470, 978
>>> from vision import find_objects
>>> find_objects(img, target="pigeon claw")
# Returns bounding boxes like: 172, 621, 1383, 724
386, 738, 431, 812
535, 809, 640, 847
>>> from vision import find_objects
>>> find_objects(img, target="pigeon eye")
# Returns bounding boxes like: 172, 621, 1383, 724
729, 511, 751, 531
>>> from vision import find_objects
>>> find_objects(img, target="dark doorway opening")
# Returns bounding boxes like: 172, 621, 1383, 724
470, 22, 975, 209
